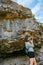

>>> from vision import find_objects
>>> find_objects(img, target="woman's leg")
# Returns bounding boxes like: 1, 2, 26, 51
33, 58, 37, 65
29, 58, 34, 65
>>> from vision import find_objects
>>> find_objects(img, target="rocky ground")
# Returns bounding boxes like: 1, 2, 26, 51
0, 50, 29, 65
0, 46, 43, 65
0, 55, 29, 65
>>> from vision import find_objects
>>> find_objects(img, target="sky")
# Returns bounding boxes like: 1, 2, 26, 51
12, 0, 43, 23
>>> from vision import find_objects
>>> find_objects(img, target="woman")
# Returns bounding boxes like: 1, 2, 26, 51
25, 35, 37, 65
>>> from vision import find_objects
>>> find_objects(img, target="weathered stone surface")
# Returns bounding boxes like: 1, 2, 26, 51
0, 0, 43, 54
0, 0, 32, 19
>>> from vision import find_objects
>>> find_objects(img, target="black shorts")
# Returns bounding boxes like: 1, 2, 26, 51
28, 52, 35, 58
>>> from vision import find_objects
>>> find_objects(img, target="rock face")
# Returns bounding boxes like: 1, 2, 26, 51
0, 0, 32, 19
0, 0, 11, 3
0, 0, 43, 54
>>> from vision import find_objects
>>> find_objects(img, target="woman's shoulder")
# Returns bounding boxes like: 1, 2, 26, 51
25, 41, 30, 43
25, 42, 30, 44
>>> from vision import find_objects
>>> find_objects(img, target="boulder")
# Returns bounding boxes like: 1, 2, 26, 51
0, 0, 43, 54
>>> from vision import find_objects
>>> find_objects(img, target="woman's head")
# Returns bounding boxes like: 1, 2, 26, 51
25, 35, 33, 42
28, 37, 33, 43
28, 37, 33, 40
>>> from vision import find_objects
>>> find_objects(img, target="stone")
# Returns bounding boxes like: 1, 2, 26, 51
0, 0, 43, 55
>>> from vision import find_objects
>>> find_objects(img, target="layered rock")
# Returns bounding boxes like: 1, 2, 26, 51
0, 0, 32, 19
0, 0, 43, 54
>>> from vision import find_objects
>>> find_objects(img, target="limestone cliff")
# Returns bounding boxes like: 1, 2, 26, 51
0, 0, 43, 53
0, 0, 32, 19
